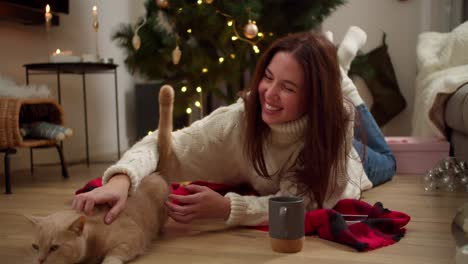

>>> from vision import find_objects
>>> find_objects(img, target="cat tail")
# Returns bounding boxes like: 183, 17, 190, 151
157, 84, 175, 177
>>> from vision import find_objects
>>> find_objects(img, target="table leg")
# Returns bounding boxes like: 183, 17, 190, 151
30, 148, 34, 174
25, 68, 29, 85
3, 148, 17, 194
57, 70, 62, 104
82, 74, 90, 167
114, 69, 120, 159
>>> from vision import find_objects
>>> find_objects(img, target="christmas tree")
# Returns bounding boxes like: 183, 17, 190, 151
113, 0, 345, 119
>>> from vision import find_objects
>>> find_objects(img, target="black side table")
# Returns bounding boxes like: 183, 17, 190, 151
24, 62, 121, 166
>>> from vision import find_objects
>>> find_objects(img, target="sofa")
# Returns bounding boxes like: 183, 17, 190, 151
412, 21, 468, 164
445, 83, 468, 163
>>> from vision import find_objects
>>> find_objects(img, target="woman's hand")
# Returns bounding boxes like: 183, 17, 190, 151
165, 184, 231, 224
72, 174, 130, 225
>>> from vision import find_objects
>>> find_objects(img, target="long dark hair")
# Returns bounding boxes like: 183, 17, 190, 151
242, 32, 351, 208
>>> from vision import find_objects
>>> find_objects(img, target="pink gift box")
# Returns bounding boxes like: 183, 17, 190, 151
385, 137, 450, 175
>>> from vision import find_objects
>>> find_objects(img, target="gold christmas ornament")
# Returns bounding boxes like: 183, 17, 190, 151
156, 0, 169, 8
243, 20, 258, 39
132, 34, 141, 50
93, 20, 99, 32
132, 18, 147, 51
172, 45, 182, 65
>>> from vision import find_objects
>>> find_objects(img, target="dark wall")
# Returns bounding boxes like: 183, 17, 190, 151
134, 83, 187, 142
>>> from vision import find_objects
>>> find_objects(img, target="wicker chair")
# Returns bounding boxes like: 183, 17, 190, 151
0, 98, 68, 194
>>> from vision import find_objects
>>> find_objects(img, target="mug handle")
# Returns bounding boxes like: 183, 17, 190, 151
279, 206, 288, 237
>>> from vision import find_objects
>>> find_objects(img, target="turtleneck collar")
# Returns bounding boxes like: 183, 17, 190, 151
267, 115, 307, 145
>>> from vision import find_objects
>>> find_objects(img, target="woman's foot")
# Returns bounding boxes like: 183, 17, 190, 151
338, 26, 367, 73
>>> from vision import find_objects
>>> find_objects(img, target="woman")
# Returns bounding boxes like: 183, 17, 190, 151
73, 29, 395, 226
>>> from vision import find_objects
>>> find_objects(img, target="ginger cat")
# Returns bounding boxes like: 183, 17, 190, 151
26, 85, 176, 264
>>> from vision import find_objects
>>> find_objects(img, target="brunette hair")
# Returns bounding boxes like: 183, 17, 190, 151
242, 31, 352, 208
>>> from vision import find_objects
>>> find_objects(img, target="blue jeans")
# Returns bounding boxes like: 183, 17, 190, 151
352, 104, 396, 186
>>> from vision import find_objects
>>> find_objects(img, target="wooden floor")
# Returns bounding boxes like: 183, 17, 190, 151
0, 163, 466, 263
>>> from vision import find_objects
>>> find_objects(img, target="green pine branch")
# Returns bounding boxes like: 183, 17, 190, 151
112, 0, 346, 117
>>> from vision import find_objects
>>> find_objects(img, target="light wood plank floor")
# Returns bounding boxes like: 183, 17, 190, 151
0, 164, 466, 263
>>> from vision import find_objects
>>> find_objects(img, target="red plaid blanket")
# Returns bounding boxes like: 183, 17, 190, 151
76, 178, 410, 251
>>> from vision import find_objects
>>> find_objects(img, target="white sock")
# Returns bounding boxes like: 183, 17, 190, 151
323, 30, 334, 43
340, 67, 363, 106
338, 26, 367, 73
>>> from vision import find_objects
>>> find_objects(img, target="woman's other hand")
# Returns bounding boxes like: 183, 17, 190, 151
72, 174, 130, 225
165, 184, 231, 223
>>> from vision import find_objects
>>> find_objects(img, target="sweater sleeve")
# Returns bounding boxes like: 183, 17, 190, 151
102, 132, 159, 192
224, 192, 274, 226
102, 101, 244, 192
224, 178, 313, 227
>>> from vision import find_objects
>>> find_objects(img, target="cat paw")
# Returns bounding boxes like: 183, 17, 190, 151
102, 256, 124, 264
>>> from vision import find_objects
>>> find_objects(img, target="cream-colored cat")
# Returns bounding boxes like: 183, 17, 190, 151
26, 85, 176, 264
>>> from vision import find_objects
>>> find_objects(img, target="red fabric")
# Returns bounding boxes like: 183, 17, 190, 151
75, 177, 102, 194
303, 199, 410, 251
76, 178, 410, 251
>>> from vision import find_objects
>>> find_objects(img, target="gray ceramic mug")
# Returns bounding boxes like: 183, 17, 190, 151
268, 196, 305, 253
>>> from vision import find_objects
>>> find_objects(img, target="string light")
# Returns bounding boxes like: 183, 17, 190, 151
202, 68, 208, 73
257, 32, 264, 38
227, 20, 233, 27
186, 108, 192, 114
230, 53, 236, 59
181, 86, 187, 92
197, 0, 203, 4
195, 101, 201, 107
187, 29, 192, 33
231, 36, 238, 41
252, 45, 260, 53
196, 86, 202, 93
147, 131, 153, 135
218, 57, 224, 63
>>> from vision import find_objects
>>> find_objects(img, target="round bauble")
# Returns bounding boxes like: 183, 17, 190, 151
243, 21, 258, 39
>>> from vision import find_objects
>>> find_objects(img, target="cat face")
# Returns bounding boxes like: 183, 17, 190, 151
26, 212, 87, 264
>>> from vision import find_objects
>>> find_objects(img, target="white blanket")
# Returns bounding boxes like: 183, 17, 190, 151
412, 21, 468, 138
0, 76, 50, 99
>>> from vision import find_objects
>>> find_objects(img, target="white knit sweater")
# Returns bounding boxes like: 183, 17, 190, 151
103, 99, 372, 226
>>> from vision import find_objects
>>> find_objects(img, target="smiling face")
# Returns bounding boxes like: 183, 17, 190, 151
258, 51, 306, 125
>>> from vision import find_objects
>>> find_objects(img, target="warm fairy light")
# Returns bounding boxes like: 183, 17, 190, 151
181, 86, 187, 92
258, 32, 264, 37
218, 57, 224, 63
195, 101, 201, 107
197, 0, 202, 4
202, 68, 208, 73
196, 86, 202, 93
252, 45, 260, 53
269, 32, 274, 36
230, 53, 236, 59
231, 36, 238, 41
227, 20, 233, 27
55, 48, 61, 54
92, 5, 97, 13
186, 107, 192, 114
187, 29, 192, 33
45, 4, 52, 31
147, 131, 153, 135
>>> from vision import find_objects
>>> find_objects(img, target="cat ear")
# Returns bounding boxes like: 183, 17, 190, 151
24, 215, 42, 226
68, 215, 86, 236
